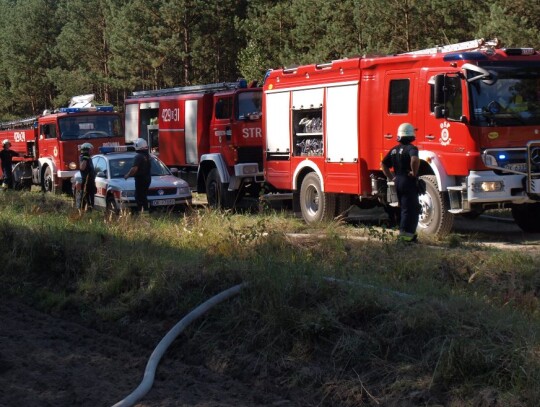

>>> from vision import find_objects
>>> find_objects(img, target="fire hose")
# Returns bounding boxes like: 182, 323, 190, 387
111, 277, 411, 406
111, 283, 246, 407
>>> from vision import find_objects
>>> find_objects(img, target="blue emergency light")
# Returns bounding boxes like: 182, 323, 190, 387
443, 52, 488, 62
96, 106, 114, 112
99, 145, 135, 154
59, 105, 114, 113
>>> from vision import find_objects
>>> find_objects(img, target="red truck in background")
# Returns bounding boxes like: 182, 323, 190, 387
0, 94, 124, 193
262, 39, 540, 235
124, 81, 263, 208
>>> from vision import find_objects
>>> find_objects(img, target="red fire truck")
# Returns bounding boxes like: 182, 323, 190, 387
262, 39, 540, 235
124, 81, 263, 208
0, 95, 124, 193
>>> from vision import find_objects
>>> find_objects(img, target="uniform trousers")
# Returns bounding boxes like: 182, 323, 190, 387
395, 175, 421, 235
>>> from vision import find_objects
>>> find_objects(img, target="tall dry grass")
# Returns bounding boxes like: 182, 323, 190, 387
1, 191, 540, 405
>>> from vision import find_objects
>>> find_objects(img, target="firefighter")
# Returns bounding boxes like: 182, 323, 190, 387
78, 142, 96, 210
0, 139, 20, 190
124, 138, 151, 213
380, 123, 421, 242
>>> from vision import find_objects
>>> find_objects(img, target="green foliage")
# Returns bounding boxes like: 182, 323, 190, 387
0, 0, 59, 115
0, 0, 539, 117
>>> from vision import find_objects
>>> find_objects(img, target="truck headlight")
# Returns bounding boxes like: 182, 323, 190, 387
242, 164, 258, 175
471, 181, 503, 192
68, 162, 77, 170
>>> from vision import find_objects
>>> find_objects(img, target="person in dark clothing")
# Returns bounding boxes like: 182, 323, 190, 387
124, 138, 151, 213
381, 123, 421, 242
0, 139, 20, 190
78, 142, 96, 210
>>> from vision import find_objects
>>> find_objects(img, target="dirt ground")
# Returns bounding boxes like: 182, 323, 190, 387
0, 300, 296, 407
1, 215, 539, 407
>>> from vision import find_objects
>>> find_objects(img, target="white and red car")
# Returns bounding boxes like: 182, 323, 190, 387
72, 147, 192, 212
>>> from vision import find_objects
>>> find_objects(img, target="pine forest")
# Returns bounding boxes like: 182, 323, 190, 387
0, 0, 539, 119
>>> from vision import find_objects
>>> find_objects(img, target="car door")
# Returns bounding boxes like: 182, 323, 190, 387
93, 156, 108, 208
382, 71, 418, 152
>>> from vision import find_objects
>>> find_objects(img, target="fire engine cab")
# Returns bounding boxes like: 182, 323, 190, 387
0, 94, 124, 193
124, 81, 263, 208
263, 39, 540, 235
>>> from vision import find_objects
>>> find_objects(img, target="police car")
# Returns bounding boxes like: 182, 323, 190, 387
72, 146, 192, 212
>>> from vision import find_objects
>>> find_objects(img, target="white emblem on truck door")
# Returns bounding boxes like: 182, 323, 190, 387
440, 122, 452, 146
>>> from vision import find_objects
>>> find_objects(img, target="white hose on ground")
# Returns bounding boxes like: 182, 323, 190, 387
112, 283, 246, 407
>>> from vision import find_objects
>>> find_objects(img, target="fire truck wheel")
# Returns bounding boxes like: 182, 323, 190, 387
206, 168, 230, 209
511, 203, 540, 232
417, 175, 454, 236
300, 172, 336, 223
42, 166, 56, 193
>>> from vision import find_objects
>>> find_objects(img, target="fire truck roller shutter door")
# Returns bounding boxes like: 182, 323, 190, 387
326, 84, 359, 163
291, 88, 324, 110
185, 100, 198, 164
125, 104, 140, 143
265, 91, 290, 153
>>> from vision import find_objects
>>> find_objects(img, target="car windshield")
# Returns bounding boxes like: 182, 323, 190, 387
59, 115, 123, 140
108, 155, 171, 178
469, 63, 540, 126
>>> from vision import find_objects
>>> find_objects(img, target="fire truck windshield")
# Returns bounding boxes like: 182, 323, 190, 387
236, 91, 262, 120
469, 63, 540, 127
59, 115, 123, 140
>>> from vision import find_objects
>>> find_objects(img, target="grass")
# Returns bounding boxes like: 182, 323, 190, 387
1, 190, 540, 405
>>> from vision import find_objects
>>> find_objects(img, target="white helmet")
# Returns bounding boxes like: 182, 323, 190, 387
134, 138, 148, 150
80, 142, 94, 152
2, 139, 10, 147
396, 123, 416, 142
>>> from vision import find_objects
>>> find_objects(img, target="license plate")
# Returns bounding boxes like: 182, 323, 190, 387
504, 163, 527, 172
151, 199, 176, 206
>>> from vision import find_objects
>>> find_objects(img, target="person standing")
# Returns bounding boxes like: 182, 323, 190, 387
0, 139, 20, 190
78, 142, 96, 210
380, 123, 421, 242
124, 138, 151, 213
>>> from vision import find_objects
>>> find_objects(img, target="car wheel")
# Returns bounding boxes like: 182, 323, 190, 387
106, 194, 120, 215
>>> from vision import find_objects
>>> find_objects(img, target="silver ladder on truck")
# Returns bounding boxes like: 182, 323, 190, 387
403, 38, 501, 55
0, 116, 38, 130
130, 81, 246, 98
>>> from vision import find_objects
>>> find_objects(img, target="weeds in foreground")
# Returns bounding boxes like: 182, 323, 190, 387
1, 192, 540, 405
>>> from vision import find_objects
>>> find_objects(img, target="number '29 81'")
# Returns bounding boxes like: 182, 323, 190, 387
161, 108, 180, 123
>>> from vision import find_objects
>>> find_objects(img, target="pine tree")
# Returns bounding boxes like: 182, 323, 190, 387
0, 0, 60, 116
